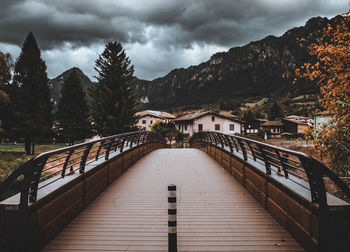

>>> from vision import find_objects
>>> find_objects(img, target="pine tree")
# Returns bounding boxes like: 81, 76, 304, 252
89, 41, 137, 136
268, 102, 284, 120
9, 32, 53, 154
56, 69, 91, 145
0, 52, 12, 138
242, 109, 255, 123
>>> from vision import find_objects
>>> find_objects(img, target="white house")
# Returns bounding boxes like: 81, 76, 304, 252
174, 111, 241, 136
135, 110, 175, 131
314, 112, 331, 129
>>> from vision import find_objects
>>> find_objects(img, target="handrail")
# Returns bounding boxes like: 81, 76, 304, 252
0, 131, 165, 210
190, 131, 350, 208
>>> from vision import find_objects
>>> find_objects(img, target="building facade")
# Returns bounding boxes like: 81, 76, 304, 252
314, 112, 331, 129
135, 110, 175, 131
242, 119, 267, 135
282, 118, 310, 135
174, 111, 241, 136
260, 120, 284, 137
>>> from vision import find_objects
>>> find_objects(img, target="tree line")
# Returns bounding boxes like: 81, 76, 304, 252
0, 32, 137, 155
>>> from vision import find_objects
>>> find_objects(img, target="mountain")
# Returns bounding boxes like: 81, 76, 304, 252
49, 67, 94, 109
133, 15, 344, 115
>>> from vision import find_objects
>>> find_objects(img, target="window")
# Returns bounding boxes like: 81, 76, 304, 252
254, 129, 258, 133
211, 116, 215, 122
198, 124, 203, 131
215, 124, 220, 131
150, 120, 153, 124
229, 124, 235, 131
142, 120, 146, 124
185, 124, 187, 130
271, 128, 280, 133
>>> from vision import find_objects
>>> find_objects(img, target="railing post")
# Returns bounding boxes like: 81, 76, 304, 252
212, 133, 219, 146
95, 140, 105, 161
105, 138, 115, 160
231, 136, 239, 152
299, 156, 329, 251
218, 133, 225, 149
137, 133, 143, 146
19, 162, 32, 210
29, 156, 49, 203
246, 142, 256, 161
120, 139, 125, 152
79, 143, 93, 174
62, 150, 74, 178
129, 134, 135, 148
258, 145, 271, 175
168, 184, 177, 252
227, 136, 234, 153
236, 138, 247, 161
299, 156, 327, 208
274, 150, 289, 178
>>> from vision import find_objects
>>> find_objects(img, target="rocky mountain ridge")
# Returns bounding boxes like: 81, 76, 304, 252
49, 15, 343, 116
49, 67, 94, 109
132, 15, 343, 114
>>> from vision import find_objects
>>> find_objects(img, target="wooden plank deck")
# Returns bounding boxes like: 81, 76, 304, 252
42, 148, 304, 251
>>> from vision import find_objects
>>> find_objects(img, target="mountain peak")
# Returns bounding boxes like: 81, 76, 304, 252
132, 14, 342, 115
49, 67, 94, 109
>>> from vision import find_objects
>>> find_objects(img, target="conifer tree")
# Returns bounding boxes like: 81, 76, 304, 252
56, 69, 91, 145
0, 52, 12, 138
9, 32, 53, 154
89, 41, 137, 136
268, 102, 284, 120
242, 109, 255, 123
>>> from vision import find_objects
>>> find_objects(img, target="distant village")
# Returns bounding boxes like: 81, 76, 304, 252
135, 110, 330, 139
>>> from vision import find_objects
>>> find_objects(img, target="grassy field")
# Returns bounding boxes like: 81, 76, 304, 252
0, 143, 67, 181
0, 143, 68, 200
0, 143, 67, 154
291, 94, 313, 101
244, 97, 269, 108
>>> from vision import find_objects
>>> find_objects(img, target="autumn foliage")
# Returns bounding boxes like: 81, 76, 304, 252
295, 11, 350, 174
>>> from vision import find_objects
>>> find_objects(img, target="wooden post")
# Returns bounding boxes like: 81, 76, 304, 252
168, 184, 177, 252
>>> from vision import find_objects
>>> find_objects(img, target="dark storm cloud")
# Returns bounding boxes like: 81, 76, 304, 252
1, 0, 347, 49
0, 0, 347, 80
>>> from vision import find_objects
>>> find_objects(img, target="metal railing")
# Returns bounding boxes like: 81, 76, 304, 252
0, 131, 165, 210
190, 131, 350, 208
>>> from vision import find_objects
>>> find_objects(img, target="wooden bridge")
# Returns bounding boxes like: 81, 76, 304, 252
0, 131, 349, 251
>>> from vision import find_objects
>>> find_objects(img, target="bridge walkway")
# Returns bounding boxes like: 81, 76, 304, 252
42, 148, 304, 251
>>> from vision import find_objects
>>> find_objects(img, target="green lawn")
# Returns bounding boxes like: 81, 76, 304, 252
291, 94, 311, 101
0, 143, 67, 182
0, 143, 67, 154
244, 97, 269, 108
0, 143, 68, 200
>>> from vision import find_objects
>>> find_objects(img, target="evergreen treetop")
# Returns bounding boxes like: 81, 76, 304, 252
268, 102, 284, 120
56, 69, 91, 144
8, 32, 53, 154
90, 41, 138, 136
0, 52, 12, 137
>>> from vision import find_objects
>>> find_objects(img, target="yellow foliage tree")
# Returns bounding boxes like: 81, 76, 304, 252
295, 11, 349, 174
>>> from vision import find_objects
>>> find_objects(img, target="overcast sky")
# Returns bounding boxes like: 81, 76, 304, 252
0, 0, 348, 81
